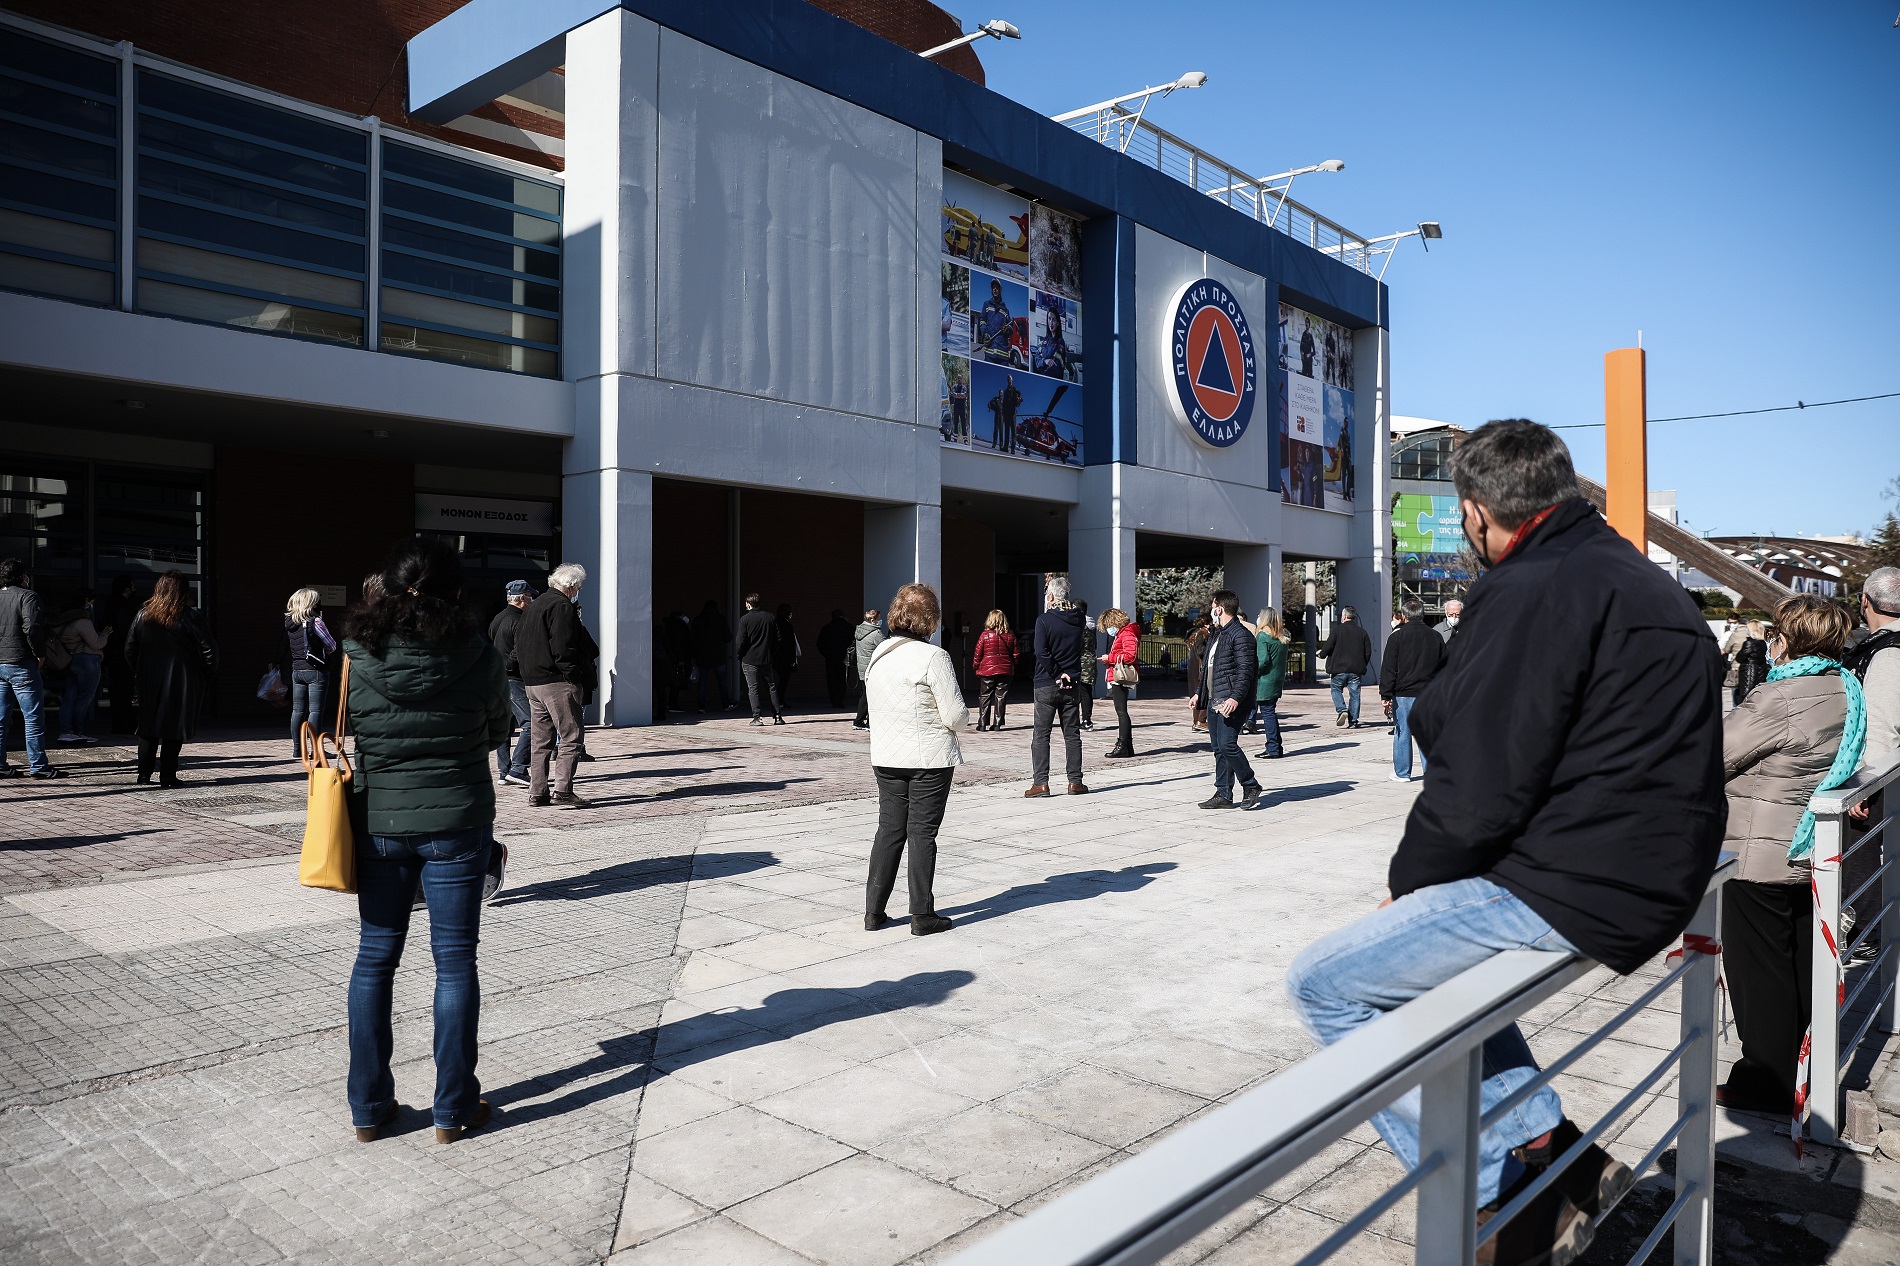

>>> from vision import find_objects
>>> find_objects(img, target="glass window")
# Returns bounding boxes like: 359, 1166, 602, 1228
0, 32, 117, 305
380, 141, 560, 377
0, 465, 88, 597
95, 468, 205, 580
135, 69, 367, 346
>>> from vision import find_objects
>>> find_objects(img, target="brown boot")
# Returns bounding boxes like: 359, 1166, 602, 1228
1067, 782, 1089, 795
1024, 785, 1050, 797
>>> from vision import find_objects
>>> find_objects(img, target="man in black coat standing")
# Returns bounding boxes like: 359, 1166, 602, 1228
734, 593, 783, 727
517, 563, 597, 809
1189, 588, 1260, 809
1378, 598, 1445, 782
486, 579, 535, 786
1319, 606, 1372, 727
1285, 420, 1724, 1261
1026, 576, 1086, 797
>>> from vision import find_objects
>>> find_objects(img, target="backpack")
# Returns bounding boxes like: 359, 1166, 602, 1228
42, 623, 73, 673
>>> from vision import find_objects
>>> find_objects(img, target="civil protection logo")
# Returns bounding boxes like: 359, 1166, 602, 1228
1168, 278, 1256, 448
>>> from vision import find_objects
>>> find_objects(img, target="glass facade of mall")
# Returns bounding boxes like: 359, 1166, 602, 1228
0, 25, 562, 376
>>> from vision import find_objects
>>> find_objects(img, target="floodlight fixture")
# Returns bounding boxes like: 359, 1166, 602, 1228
1050, 72, 1210, 125
1319, 222, 1445, 279
919, 19, 1021, 61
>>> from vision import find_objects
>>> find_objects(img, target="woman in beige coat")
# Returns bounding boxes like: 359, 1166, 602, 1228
861, 583, 968, 936
1718, 595, 1856, 1114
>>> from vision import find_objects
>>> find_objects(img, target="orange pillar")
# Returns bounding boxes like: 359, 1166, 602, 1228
1604, 348, 1647, 553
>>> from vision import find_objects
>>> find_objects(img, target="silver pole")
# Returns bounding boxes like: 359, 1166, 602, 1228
1672, 883, 1722, 1266
1413, 1048, 1482, 1266
1810, 813, 1846, 1147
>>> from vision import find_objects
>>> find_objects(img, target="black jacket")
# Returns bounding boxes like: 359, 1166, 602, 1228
1201, 619, 1258, 709
0, 584, 44, 665
816, 616, 852, 663
1032, 604, 1085, 689
1379, 620, 1445, 700
1389, 499, 1726, 974
516, 591, 598, 689
1319, 620, 1372, 676
735, 608, 775, 667
487, 605, 524, 678
126, 609, 218, 742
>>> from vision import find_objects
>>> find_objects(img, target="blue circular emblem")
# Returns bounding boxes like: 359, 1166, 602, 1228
1169, 279, 1257, 448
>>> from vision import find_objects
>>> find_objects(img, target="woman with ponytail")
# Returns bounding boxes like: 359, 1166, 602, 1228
1717, 593, 1863, 1115
340, 539, 510, 1145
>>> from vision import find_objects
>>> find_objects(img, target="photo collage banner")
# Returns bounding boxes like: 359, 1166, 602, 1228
939, 169, 1084, 465
1277, 302, 1355, 513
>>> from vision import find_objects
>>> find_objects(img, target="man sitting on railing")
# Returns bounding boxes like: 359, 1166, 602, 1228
1285, 420, 1726, 1266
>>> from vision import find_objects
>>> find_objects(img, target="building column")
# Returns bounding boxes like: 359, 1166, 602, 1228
1337, 323, 1394, 676
1222, 543, 1278, 625
865, 502, 942, 638
1069, 463, 1138, 696
562, 7, 660, 724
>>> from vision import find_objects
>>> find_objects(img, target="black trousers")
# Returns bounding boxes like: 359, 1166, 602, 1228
1031, 684, 1082, 785
137, 736, 182, 782
825, 659, 847, 707
977, 674, 1010, 729
742, 662, 782, 719
1079, 685, 1095, 725
1721, 878, 1811, 1113
1110, 684, 1133, 751
867, 766, 953, 917
853, 678, 870, 726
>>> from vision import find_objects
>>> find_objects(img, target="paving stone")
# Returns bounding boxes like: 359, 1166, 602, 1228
871, 1103, 1111, 1205
632, 1105, 851, 1209
726, 1153, 993, 1266
999, 1066, 1207, 1149
756, 1062, 976, 1149
606, 1214, 809, 1265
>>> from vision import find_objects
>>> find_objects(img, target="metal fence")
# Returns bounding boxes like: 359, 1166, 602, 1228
1806, 749, 1900, 1148
1058, 108, 1377, 274
949, 859, 1737, 1266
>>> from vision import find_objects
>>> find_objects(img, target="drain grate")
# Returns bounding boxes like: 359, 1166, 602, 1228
169, 794, 273, 811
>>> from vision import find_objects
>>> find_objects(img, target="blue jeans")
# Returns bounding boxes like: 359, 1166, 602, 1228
288, 666, 326, 754
1329, 672, 1362, 724
58, 654, 101, 737
1208, 704, 1258, 799
1286, 877, 1574, 1206
347, 826, 491, 1130
1392, 696, 1423, 778
497, 678, 532, 778
0, 661, 50, 772
1256, 698, 1283, 756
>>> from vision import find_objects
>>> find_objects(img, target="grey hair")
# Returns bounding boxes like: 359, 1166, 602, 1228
1340, 606, 1358, 621
1867, 567, 1900, 615
286, 587, 321, 623
548, 562, 588, 590
1046, 575, 1071, 603
1400, 599, 1424, 620
1444, 599, 1464, 613
1446, 419, 1580, 529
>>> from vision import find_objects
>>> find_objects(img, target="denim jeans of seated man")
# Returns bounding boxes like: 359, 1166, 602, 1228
347, 825, 491, 1130
1285, 876, 1574, 1206
0, 661, 50, 772
1392, 695, 1425, 779
1329, 672, 1362, 725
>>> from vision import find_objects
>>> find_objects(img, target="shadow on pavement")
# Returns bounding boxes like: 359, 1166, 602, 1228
489, 851, 776, 907
1253, 781, 1356, 808
939, 862, 1177, 927
484, 969, 977, 1126
6, 828, 171, 849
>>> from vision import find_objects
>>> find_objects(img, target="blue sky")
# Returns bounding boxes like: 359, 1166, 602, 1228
980, 1, 1900, 538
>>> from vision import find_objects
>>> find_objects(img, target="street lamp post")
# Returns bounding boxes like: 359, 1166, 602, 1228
919, 20, 1021, 61
1051, 72, 1209, 152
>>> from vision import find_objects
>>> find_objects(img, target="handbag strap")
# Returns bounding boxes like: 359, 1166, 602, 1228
334, 654, 351, 744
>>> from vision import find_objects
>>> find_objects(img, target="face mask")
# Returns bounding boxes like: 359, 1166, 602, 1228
1446, 615, 1459, 628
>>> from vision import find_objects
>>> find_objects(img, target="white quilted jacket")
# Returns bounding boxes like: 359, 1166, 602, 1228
864, 636, 969, 769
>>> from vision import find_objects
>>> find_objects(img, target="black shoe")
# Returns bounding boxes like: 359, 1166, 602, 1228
865, 912, 888, 931
1198, 794, 1234, 809
551, 790, 593, 810
1240, 784, 1261, 807
773, 715, 786, 726
482, 842, 510, 903
911, 914, 954, 936
0, 765, 20, 778
1335, 712, 1349, 727
529, 794, 551, 808
576, 751, 596, 762
28, 767, 69, 781
1104, 746, 1132, 759
157, 776, 185, 788
1261, 750, 1285, 759
1080, 720, 1094, 731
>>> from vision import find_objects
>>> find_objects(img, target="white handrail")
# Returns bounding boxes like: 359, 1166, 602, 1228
949, 859, 1735, 1266
1807, 748, 1900, 1148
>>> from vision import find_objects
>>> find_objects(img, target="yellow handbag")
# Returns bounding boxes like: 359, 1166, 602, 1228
298, 654, 357, 892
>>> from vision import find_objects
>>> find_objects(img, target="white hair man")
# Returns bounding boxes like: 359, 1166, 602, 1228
516, 563, 596, 809
1438, 599, 1464, 644
1026, 575, 1087, 797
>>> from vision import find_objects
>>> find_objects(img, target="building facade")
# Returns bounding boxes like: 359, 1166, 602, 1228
0, 0, 1392, 725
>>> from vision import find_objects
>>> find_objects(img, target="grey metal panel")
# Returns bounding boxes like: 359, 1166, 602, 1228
655, 33, 920, 422
1115, 464, 1277, 546
1132, 225, 1273, 488
940, 446, 1083, 503
1280, 503, 1354, 560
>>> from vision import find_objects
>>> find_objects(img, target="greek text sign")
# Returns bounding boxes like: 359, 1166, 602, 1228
1168, 278, 1256, 448
414, 494, 554, 537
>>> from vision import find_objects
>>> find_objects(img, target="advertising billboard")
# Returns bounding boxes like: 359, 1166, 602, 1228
1278, 302, 1356, 513
1393, 494, 1465, 555
939, 170, 1084, 465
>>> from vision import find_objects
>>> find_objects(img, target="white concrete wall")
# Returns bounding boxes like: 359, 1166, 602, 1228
1334, 324, 1394, 665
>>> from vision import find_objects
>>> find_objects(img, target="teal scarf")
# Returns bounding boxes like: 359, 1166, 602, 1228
1766, 655, 1867, 862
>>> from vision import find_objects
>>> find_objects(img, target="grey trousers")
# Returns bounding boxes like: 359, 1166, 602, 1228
1030, 683, 1082, 786
526, 681, 584, 797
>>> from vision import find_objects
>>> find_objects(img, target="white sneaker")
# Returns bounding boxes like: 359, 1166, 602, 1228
1388, 773, 1412, 782
501, 772, 530, 787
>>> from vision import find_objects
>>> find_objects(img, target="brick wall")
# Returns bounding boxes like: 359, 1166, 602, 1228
20, 0, 983, 175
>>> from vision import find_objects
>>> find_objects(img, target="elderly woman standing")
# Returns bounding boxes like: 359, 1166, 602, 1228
862, 583, 967, 936
1718, 594, 1864, 1114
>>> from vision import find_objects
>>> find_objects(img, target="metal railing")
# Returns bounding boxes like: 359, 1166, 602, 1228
949, 858, 1736, 1266
1058, 107, 1378, 274
1807, 749, 1900, 1148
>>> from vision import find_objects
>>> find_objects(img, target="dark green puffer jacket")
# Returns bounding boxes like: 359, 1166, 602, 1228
344, 634, 510, 837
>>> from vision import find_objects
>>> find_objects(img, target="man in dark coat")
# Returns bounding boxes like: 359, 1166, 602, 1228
816, 609, 853, 708
1189, 589, 1260, 809
516, 563, 597, 809
1026, 576, 1085, 797
1319, 606, 1372, 727
0, 558, 58, 778
1378, 599, 1445, 782
734, 593, 783, 726
1286, 420, 1724, 1258
486, 580, 534, 785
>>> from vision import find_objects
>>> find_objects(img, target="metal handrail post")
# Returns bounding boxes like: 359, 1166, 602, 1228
1880, 816, 1900, 1036
1414, 1048, 1482, 1266
1809, 811, 1847, 1147
1672, 883, 1721, 1266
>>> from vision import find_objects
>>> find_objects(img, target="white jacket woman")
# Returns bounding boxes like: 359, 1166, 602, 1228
862, 583, 967, 936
